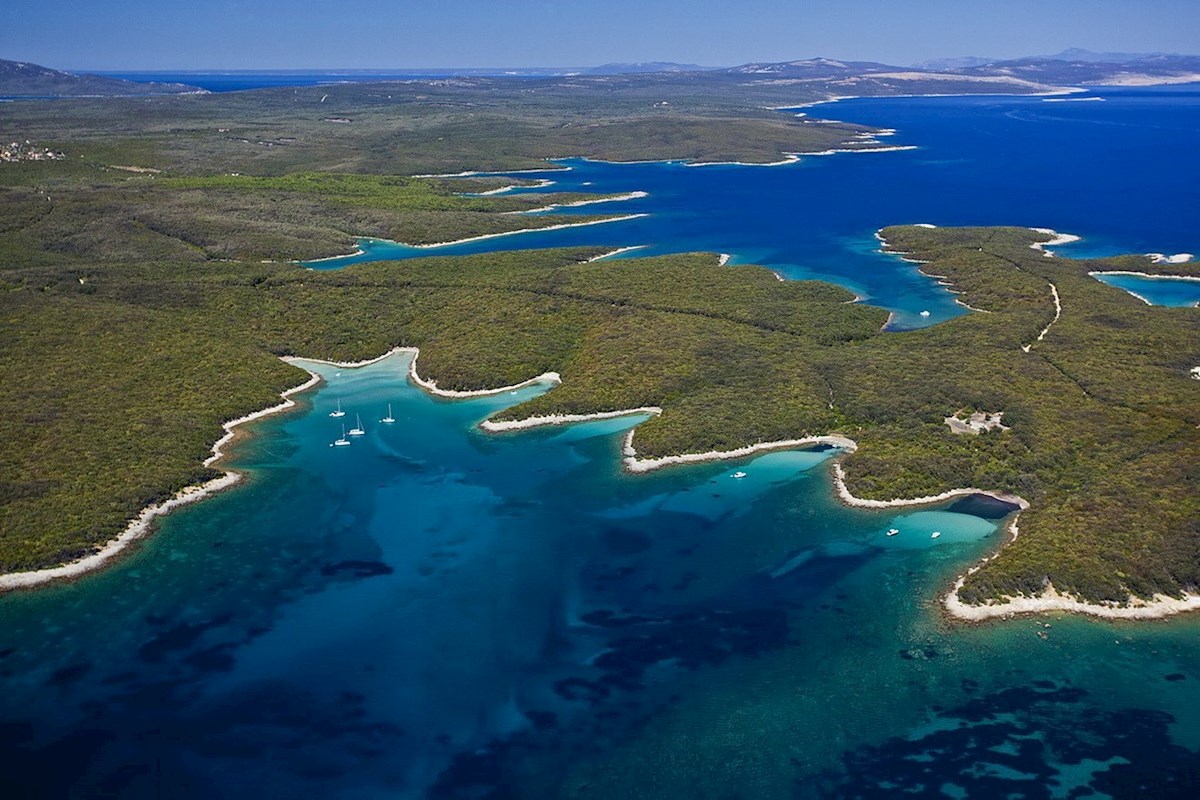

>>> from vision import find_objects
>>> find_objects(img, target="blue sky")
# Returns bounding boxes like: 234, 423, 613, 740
4, 0, 1198, 70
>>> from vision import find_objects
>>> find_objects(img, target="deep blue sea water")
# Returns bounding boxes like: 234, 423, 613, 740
311, 86, 1200, 329
2, 89, 1198, 798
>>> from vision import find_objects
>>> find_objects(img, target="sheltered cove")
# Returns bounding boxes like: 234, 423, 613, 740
6, 338, 1193, 623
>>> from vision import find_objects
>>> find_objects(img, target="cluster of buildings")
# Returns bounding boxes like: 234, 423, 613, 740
1, 139, 65, 162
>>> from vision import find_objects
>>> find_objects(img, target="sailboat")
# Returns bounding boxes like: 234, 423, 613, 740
333, 424, 351, 447
329, 399, 346, 418
349, 413, 366, 436
381, 403, 396, 424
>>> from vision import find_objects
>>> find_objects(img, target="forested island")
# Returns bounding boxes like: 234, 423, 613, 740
1, 67, 1197, 619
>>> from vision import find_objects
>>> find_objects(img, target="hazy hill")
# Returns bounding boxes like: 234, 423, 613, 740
1042, 48, 1175, 63
912, 56, 996, 71
726, 57, 895, 78
584, 62, 715, 75
0, 58, 203, 96
721, 53, 1200, 90
961, 53, 1200, 86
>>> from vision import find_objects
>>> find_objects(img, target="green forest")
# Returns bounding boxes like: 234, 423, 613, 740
1, 85, 1197, 611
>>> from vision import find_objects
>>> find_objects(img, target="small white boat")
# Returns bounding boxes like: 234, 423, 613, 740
333, 424, 351, 447
329, 399, 346, 418
381, 404, 396, 424
349, 414, 366, 436
886, 528, 900, 537
920, 310, 931, 317
930, 531, 941, 539
732, 471, 747, 479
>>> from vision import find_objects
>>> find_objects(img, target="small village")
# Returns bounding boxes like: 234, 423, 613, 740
0, 138, 64, 162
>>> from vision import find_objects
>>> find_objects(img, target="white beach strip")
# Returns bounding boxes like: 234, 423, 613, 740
625, 435, 859, 473
583, 245, 647, 263
304, 246, 366, 264
680, 145, 918, 168
283, 348, 410, 370
548, 190, 648, 208
481, 407, 662, 433
502, 191, 649, 214
1021, 282, 1061, 353
464, 178, 557, 195
407, 351, 562, 398
468, 184, 518, 196
410, 214, 648, 249
913, 223, 937, 228
414, 165, 570, 178
831, 463, 1029, 510
1029, 227, 1082, 256
573, 156, 688, 166
0, 474, 241, 592
801, 145, 919, 156
1143, 253, 1197, 265
837, 450, 1197, 622
1043, 96, 1105, 102
945, 578, 1200, 621
1088, 272, 1159, 305
955, 298, 991, 313
0, 369, 323, 591
684, 154, 802, 167
413, 169, 484, 178
1147, 253, 1195, 264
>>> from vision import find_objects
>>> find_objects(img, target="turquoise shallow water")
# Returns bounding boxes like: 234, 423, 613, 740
1093, 273, 1200, 307
3, 89, 1199, 797
1, 353, 1198, 798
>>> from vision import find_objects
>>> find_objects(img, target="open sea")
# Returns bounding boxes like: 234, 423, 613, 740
1, 88, 1198, 798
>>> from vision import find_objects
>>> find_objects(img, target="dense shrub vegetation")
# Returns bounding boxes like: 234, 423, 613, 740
1, 86, 1196, 607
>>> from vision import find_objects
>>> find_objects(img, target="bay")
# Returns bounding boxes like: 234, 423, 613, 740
1, 88, 1198, 798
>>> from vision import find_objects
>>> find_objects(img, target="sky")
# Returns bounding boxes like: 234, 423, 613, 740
4, 0, 1198, 71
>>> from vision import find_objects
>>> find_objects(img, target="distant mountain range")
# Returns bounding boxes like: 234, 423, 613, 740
583, 62, 716, 75
715, 52, 1200, 89
913, 49, 1200, 85
3, 49, 1199, 99
0, 59, 203, 96
954, 52, 1200, 87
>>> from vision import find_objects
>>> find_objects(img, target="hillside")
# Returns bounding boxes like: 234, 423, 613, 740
0, 59, 202, 97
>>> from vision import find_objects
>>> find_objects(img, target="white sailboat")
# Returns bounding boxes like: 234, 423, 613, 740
329, 399, 346, 418
349, 414, 366, 436
886, 528, 900, 537
381, 404, 396, 424
333, 424, 351, 447
731, 471, 747, 479
930, 531, 942, 539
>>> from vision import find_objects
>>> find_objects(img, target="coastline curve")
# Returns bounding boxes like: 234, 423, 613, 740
4, 349, 1194, 623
